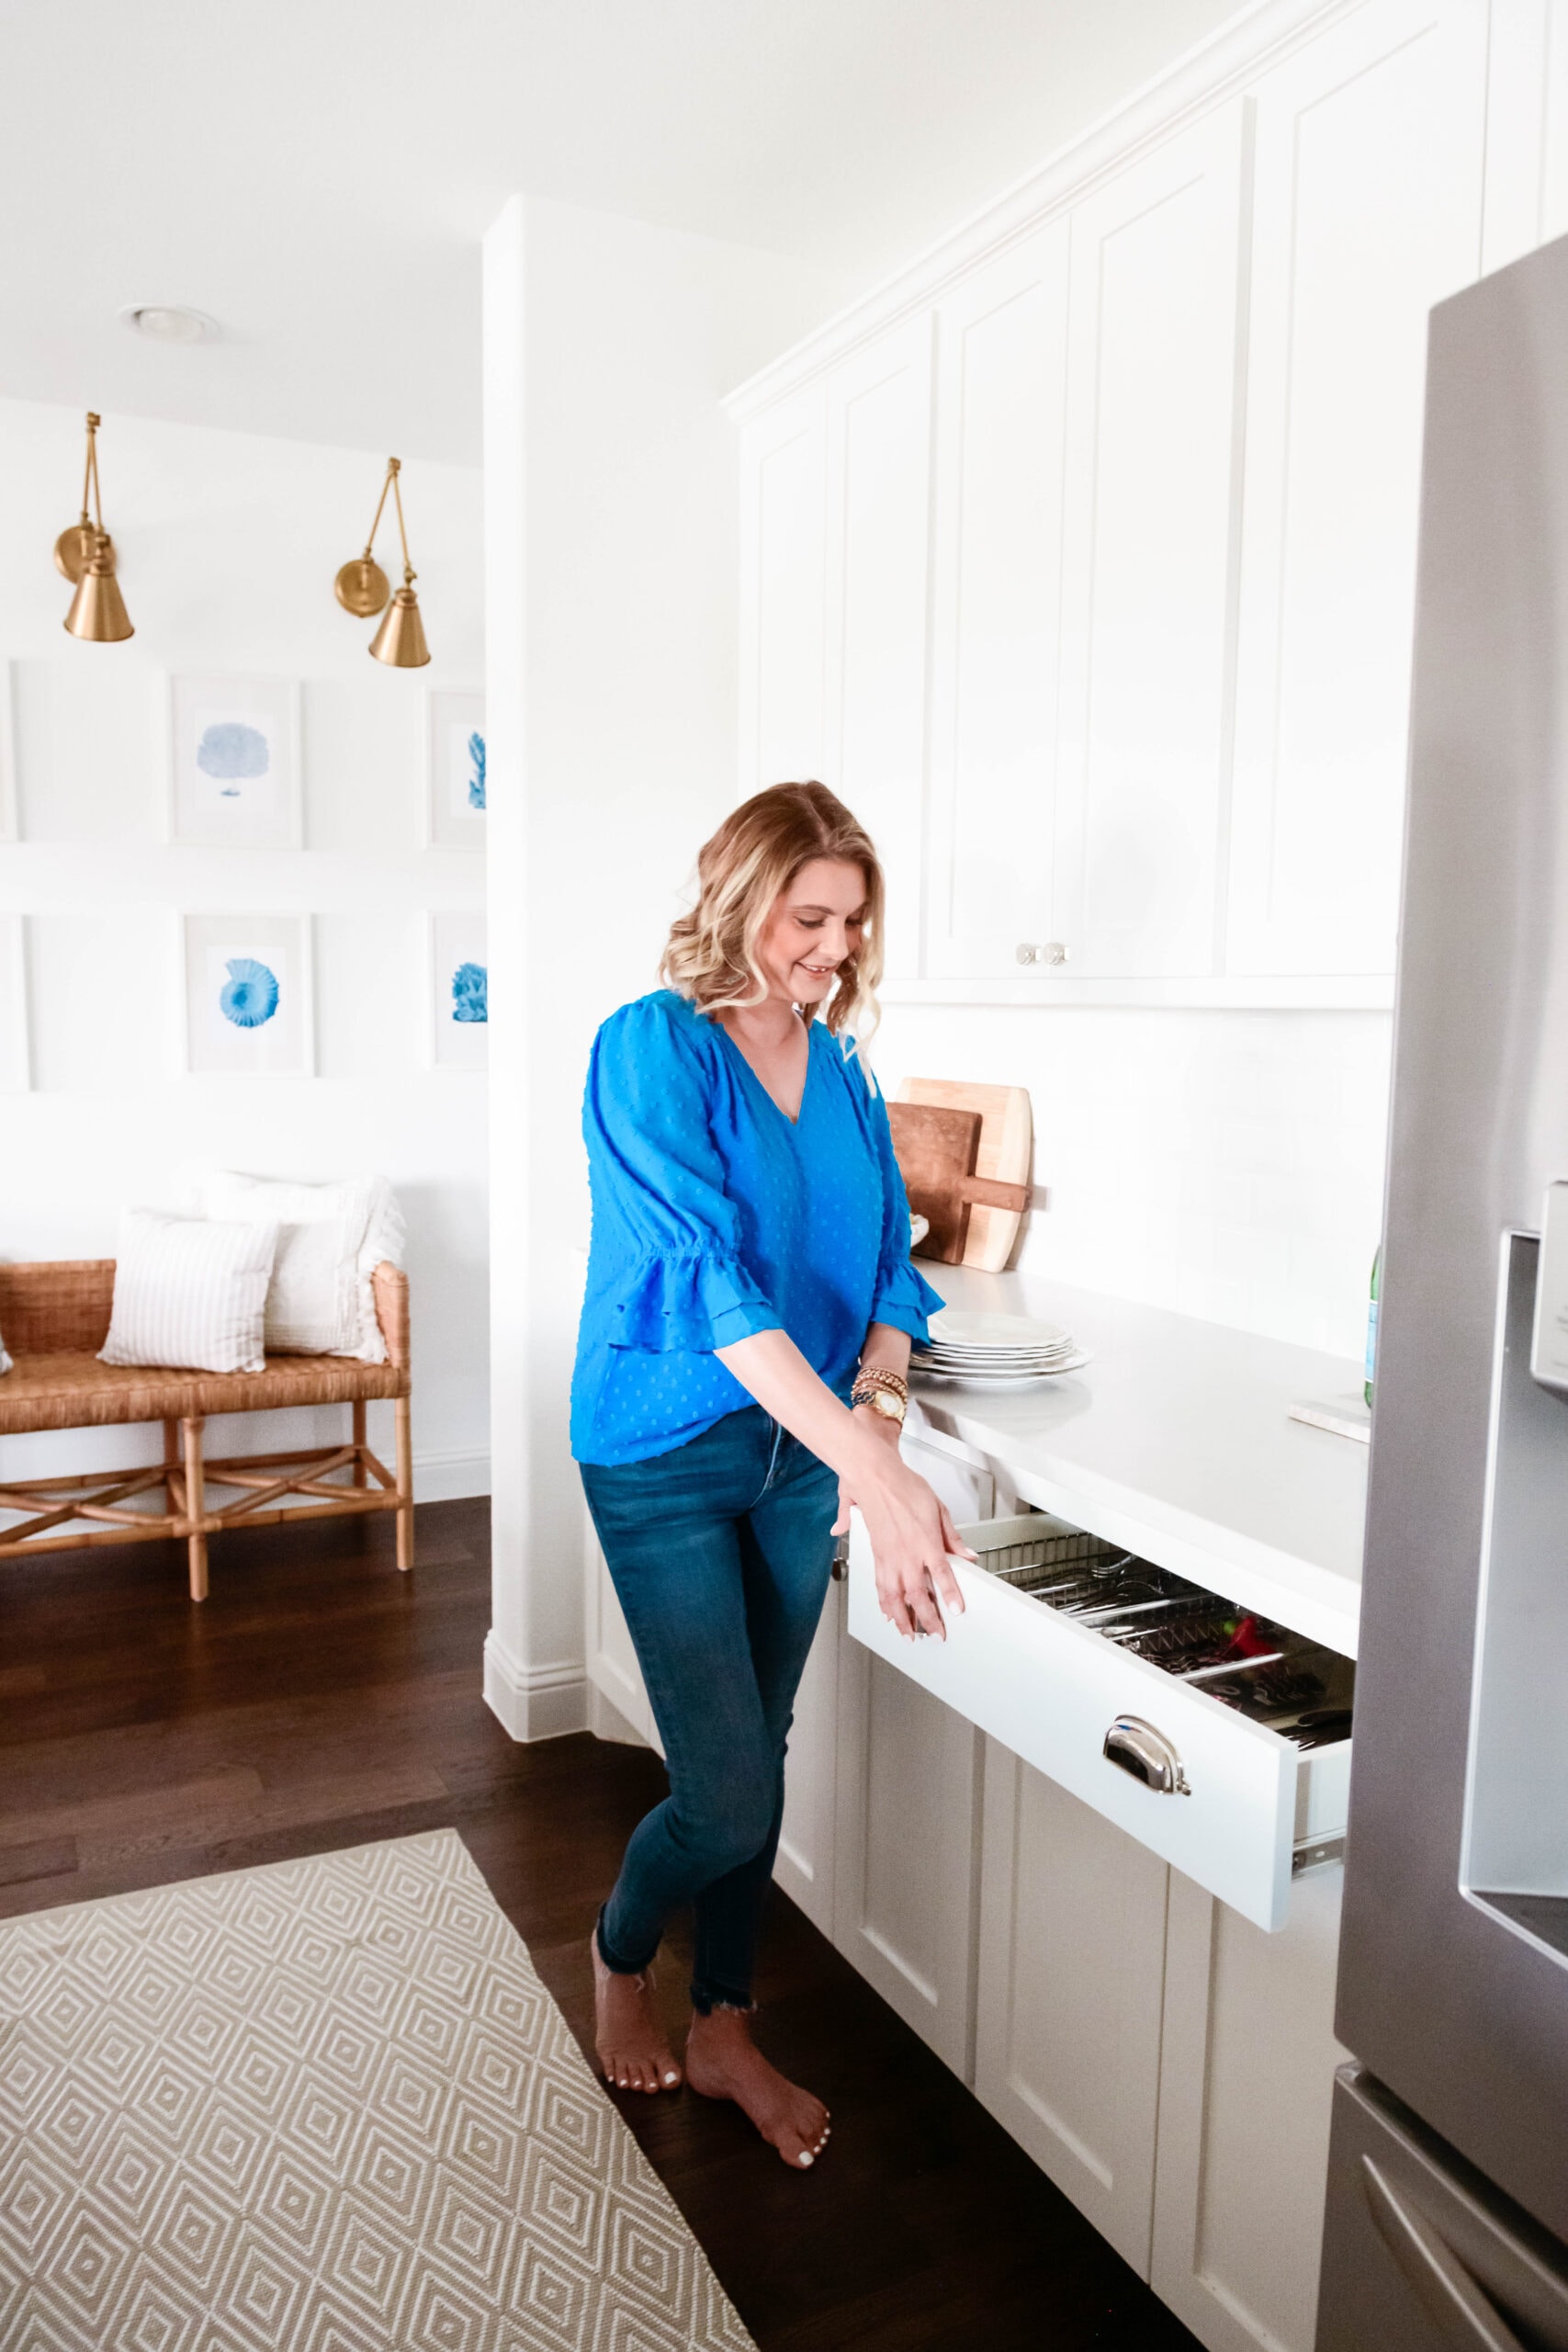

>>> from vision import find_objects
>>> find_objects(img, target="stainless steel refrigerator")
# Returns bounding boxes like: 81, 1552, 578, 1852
1316, 232, 1568, 2349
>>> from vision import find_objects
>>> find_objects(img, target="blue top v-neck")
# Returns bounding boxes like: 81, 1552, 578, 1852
570, 989, 943, 1465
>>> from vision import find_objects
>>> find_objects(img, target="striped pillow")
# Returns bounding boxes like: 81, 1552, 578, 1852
99, 1210, 279, 1374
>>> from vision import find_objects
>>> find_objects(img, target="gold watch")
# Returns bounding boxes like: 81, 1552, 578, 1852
864, 1387, 906, 1428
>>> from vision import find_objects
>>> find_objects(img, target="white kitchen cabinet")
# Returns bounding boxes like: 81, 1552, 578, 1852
1225, 0, 1488, 978
738, 383, 829, 795
1151, 1863, 1348, 2352
826, 1430, 992, 2075
831, 1638, 984, 2080
823, 322, 933, 982
729, 0, 1551, 1005
1053, 101, 1248, 980
924, 220, 1072, 982
773, 1570, 843, 1937
975, 1746, 1170, 2274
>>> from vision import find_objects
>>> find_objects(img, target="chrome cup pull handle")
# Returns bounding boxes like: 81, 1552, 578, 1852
1103, 1714, 1191, 1795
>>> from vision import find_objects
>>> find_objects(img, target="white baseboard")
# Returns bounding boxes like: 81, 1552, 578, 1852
483, 1631, 587, 1742
413, 1447, 491, 1503
587, 1681, 651, 1748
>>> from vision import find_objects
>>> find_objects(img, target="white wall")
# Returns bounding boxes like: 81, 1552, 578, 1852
481, 194, 849, 1738
874, 1003, 1390, 1362
0, 396, 490, 1497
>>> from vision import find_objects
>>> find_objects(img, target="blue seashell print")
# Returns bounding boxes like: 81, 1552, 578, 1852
467, 730, 486, 811
451, 960, 487, 1023
197, 721, 271, 782
220, 956, 280, 1029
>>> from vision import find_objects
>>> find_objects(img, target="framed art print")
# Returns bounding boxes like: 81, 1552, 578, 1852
0, 916, 29, 1091
427, 910, 487, 1068
164, 673, 302, 850
182, 912, 314, 1077
425, 690, 486, 849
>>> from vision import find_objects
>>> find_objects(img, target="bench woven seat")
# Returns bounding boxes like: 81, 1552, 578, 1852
0, 1349, 408, 1436
0, 1258, 413, 1598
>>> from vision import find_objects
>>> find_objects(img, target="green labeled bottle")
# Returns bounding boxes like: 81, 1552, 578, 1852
1364, 1247, 1381, 1408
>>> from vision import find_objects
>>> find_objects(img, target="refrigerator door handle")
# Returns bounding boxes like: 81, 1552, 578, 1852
1362, 2157, 1528, 2352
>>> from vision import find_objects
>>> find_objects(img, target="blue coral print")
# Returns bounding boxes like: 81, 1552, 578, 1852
197, 721, 270, 799
451, 961, 487, 1023
467, 730, 486, 811
220, 956, 280, 1029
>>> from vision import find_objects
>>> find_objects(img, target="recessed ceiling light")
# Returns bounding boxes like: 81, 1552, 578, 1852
118, 304, 219, 345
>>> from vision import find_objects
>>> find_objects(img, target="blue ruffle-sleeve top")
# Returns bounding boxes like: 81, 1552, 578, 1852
570, 989, 944, 1466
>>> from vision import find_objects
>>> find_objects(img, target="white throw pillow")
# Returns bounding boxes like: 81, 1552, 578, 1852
0, 1327, 10, 1375
183, 1170, 405, 1363
99, 1210, 278, 1375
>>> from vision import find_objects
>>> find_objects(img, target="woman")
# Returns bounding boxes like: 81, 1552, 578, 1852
571, 781, 976, 2171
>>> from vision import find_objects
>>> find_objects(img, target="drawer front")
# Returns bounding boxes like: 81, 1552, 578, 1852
848, 1512, 1309, 1930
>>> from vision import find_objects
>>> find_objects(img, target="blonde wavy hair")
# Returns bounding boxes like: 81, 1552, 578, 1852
661, 782, 886, 1056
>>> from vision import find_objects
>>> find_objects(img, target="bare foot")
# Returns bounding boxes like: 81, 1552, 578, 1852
684, 2006, 830, 2168
591, 1934, 682, 2094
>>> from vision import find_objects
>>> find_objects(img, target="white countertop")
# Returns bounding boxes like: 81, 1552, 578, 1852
908, 1265, 1368, 1657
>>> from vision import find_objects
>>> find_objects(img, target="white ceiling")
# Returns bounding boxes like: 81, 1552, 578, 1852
1, 0, 1241, 465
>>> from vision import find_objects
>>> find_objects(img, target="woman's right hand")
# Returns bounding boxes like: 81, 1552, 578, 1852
854, 1453, 977, 1641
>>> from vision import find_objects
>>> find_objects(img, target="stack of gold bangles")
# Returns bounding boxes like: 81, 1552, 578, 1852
851, 1364, 909, 1425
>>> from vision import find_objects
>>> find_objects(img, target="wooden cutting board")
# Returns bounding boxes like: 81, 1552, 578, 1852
894, 1079, 1032, 1272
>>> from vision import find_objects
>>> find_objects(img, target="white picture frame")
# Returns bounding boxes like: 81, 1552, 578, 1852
162, 673, 303, 850
427, 910, 487, 1069
181, 912, 314, 1078
425, 689, 486, 849
0, 915, 30, 1091
0, 661, 17, 842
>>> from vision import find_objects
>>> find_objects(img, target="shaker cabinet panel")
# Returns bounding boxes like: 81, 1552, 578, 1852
739, 387, 829, 796
1226, 0, 1487, 978
774, 1573, 843, 1939
832, 1638, 982, 2079
976, 1747, 1170, 2275
1152, 1864, 1349, 2352
825, 323, 934, 983
1052, 102, 1248, 979
925, 221, 1072, 980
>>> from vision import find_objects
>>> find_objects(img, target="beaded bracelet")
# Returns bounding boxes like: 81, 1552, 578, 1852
852, 1364, 909, 1409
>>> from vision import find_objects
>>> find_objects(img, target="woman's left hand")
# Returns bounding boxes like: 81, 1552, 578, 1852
832, 1402, 904, 1538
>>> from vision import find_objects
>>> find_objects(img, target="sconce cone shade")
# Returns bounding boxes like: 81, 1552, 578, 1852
368, 583, 430, 668
63, 534, 133, 642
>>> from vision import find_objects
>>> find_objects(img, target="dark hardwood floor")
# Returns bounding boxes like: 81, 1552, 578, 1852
0, 1499, 1200, 2351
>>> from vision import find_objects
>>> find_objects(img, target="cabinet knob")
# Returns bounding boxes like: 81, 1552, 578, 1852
1103, 1714, 1191, 1795
1016, 942, 1068, 967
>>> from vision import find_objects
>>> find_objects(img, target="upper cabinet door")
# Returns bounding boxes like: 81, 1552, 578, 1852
824, 321, 935, 984
1226, 0, 1488, 978
925, 221, 1072, 981
1052, 103, 1249, 980
739, 385, 829, 797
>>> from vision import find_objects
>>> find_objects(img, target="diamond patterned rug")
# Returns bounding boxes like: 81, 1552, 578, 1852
0, 1827, 757, 2351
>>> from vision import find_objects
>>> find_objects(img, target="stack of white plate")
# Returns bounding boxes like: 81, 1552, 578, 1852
911, 1307, 1089, 1386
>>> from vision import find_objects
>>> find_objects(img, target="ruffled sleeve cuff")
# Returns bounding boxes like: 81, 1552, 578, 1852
609, 1250, 782, 1354
870, 1255, 945, 1347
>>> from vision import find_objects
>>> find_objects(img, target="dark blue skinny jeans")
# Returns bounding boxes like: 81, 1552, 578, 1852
580, 1404, 838, 2013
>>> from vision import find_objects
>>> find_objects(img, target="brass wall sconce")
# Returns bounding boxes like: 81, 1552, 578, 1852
334, 457, 430, 668
56, 412, 133, 643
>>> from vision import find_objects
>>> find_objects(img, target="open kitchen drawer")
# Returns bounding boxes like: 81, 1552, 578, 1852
847, 1509, 1353, 1932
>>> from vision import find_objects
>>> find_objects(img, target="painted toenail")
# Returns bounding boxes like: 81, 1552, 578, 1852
798, 2151, 813, 2166
664, 2071, 679, 2084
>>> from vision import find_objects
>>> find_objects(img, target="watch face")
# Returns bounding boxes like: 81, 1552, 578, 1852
870, 1389, 905, 1421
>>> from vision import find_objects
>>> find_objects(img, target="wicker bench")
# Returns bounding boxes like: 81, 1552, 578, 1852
0, 1258, 413, 1600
